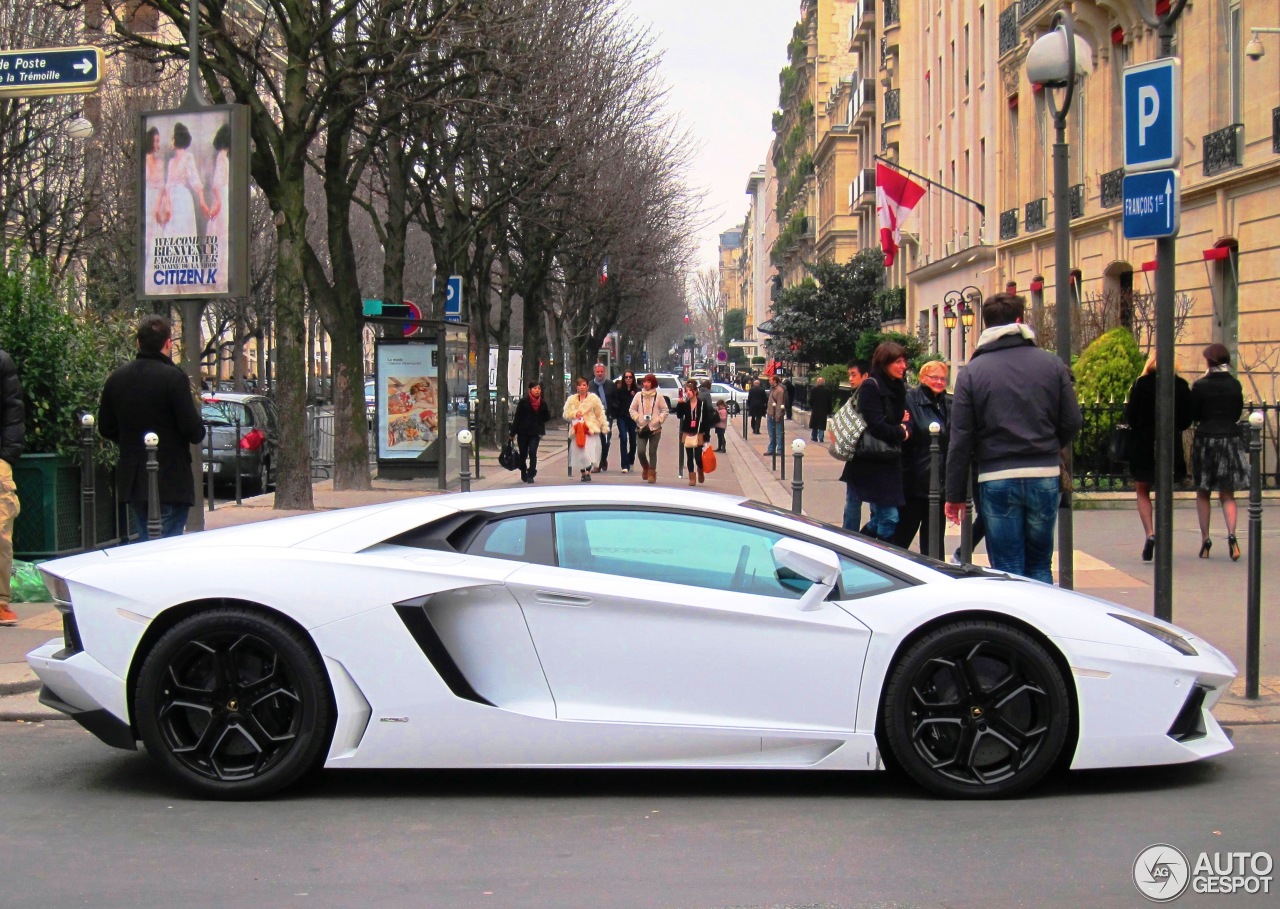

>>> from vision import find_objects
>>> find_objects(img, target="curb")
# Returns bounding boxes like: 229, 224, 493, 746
0, 678, 40, 697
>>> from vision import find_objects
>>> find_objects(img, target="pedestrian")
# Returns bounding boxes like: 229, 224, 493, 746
676, 378, 714, 485
894, 360, 951, 555
98, 314, 206, 542
589, 363, 617, 472
614, 371, 640, 473
629, 373, 670, 483
0, 346, 24, 627
783, 376, 795, 420
1124, 353, 1192, 561
563, 376, 606, 482
746, 379, 767, 434
808, 376, 833, 442
839, 359, 871, 532
1190, 343, 1249, 561
944, 292, 1082, 584
845, 343, 911, 542
714, 400, 729, 452
764, 374, 787, 455
509, 380, 551, 484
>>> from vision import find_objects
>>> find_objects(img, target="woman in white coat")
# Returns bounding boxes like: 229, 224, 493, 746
563, 376, 607, 481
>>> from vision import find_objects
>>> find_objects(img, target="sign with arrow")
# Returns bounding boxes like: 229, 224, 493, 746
0, 46, 104, 97
1122, 169, 1181, 240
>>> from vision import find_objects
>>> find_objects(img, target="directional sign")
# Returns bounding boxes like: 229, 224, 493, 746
444, 275, 462, 322
1123, 169, 1181, 240
0, 46, 104, 98
1124, 58, 1181, 172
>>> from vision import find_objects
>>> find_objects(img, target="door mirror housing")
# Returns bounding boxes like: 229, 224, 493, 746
772, 538, 841, 612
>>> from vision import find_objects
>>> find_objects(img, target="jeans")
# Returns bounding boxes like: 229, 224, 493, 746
979, 476, 1060, 583
616, 419, 636, 470
516, 433, 542, 480
842, 483, 863, 533
865, 504, 900, 541
130, 503, 190, 542
599, 426, 612, 469
765, 416, 783, 454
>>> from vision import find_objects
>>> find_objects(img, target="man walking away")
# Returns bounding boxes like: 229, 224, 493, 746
0, 347, 24, 626
764, 374, 787, 455
944, 293, 1081, 583
746, 379, 767, 434
589, 363, 616, 472
98, 315, 206, 542
808, 376, 833, 442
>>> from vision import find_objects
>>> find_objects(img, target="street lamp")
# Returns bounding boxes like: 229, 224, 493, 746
959, 285, 981, 328
942, 305, 958, 331
1026, 10, 1092, 591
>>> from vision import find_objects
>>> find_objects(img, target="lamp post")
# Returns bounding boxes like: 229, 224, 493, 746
1027, 10, 1091, 590
959, 285, 981, 360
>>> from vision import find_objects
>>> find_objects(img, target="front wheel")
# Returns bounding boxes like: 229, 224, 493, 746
135, 608, 334, 799
880, 620, 1070, 799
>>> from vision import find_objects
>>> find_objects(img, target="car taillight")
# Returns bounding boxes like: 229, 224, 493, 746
239, 428, 266, 451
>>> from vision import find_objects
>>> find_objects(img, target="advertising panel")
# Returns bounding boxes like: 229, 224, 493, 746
375, 341, 440, 460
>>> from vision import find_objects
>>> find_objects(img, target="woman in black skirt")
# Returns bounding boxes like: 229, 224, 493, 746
1190, 343, 1248, 561
1124, 354, 1191, 561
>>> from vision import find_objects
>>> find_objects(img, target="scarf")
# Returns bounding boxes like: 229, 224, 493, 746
976, 322, 1036, 350
1208, 364, 1231, 374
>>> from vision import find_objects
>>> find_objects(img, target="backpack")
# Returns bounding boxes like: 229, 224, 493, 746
827, 396, 867, 461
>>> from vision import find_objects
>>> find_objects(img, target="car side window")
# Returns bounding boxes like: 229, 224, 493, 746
838, 555, 899, 599
464, 512, 555, 565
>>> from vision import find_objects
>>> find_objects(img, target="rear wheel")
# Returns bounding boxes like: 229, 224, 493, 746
135, 608, 334, 799
880, 620, 1070, 798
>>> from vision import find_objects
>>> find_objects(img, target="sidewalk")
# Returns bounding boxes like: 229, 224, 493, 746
4, 409, 1278, 725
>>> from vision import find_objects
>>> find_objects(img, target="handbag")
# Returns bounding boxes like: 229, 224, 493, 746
853, 428, 902, 461
574, 420, 587, 448
682, 432, 700, 448
827, 397, 867, 461
498, 438, 520, 471
1108, 423, 1132, 462
701, 446, 717, 473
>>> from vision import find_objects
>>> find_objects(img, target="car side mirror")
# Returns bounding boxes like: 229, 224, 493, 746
772, 538, 841, 612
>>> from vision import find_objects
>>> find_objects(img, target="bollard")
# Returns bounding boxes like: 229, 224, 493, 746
960, 471, 975, 563
790, 438, 805, 515
233, 415, 242, 505
458, 428, 473, 493
741, 400, 748, 441
779, 419, 786, 481
927, 422, 942, 561
1246, 412, 1264, 700
145, 432, 161, 541
205, 421, 216, 512
470, 410, 480, 480
79, 414, 96, 552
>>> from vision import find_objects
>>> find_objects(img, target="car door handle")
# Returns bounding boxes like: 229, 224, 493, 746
533, 591, 594, 607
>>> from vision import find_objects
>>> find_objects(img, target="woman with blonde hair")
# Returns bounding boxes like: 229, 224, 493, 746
1124, 352, 1191, 561
893, 360, 950, 554
563, 376, 607, 481
1190, 343, 1248, 560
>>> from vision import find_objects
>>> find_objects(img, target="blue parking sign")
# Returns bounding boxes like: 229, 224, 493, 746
1124, 58, 1181, 172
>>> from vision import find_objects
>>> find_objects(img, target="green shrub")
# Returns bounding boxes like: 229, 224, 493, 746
855, 330, 927, 370
1071, 327, 1145, 466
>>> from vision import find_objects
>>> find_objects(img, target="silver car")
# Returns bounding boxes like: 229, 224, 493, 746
199, 392, 280, 495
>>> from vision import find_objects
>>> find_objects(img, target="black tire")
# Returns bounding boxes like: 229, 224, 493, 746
247, 459, 269, 496
880, 620, 1070, 799
135, 608, 334, 800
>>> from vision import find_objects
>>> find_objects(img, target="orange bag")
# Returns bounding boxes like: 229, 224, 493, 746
574, 421, 587, 448
701, 446, 717, 473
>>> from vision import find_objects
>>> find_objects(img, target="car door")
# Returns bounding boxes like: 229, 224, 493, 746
504, 508, 880, 732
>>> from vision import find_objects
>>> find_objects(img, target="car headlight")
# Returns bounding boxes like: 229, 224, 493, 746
1109, 613, 1198, 656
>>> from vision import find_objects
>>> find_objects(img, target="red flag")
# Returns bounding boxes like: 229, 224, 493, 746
876, 162, 926, 267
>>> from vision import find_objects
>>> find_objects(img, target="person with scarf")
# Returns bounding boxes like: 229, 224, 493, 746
846, 343, 911, 541
614, 371, 641, 473
944, 292, 1081, 584
675, 378, 714, 485
509, 380, 551, 483
893, 360, 951, 555
629, 373, 670, 483
562, 376, 607, 482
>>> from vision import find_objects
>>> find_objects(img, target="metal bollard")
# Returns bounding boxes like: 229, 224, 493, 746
145, 432, 161, 541
459, 429, 473, 493
1246, 412, 1264, 699
960, 472, 975, 563
927, 422, 942, 561
470, 410, 480, 480
79, 414, 96, 552
233, 415, 242, 505
205, 421, 216, 511
779, 420, 787, 481
741, 401, 748, 441
790, 438, 805, 515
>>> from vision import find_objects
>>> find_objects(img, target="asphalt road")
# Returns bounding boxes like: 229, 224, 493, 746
2, 722, 1276, 909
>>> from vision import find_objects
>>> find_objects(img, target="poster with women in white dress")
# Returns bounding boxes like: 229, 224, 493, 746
138, 106, 247, 300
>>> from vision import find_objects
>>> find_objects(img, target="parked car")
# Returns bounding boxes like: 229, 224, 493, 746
709, 382, 748, 414
198, 392, 280, 495
651, 373, 682, 408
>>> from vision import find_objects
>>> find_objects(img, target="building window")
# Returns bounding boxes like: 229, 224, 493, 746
1208, 243, 1240, 364
1228, 1, 1243, 126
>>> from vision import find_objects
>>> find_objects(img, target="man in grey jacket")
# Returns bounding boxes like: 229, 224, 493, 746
944, 293, 1081, 584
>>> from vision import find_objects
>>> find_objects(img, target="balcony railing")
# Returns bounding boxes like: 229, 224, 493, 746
1000, 207, 1019, 240
853, 0, 874, 37
851, 77, 876, 123
1100, 168, 1124, 208
1273, 107, 1279, 154
851, 167, 876, 210
1203, 124, 1244, 177
1019, 0, 1050, 20
999, 5, 1020, 56
1025, 197, 1047, 233
1069, 183, 1085, 220
883, 0, 899, 28
881, 36, 890, 68
884, 88, 900, 122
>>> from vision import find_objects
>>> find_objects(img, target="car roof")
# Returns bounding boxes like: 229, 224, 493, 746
201, 392, 266, 404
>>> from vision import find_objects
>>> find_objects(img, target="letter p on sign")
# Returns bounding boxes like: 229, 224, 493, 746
1138, 85, 1159, 145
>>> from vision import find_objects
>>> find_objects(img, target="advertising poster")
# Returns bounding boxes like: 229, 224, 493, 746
137, 105, 248, 300
376, 342, 440, 460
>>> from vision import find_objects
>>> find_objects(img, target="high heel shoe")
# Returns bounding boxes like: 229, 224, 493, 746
1199, 538, 1212, 559
1228, 535, 1240, 562
1141, 535, 1155, 562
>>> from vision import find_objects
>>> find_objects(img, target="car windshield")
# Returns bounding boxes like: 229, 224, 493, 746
201, 400, 254, 428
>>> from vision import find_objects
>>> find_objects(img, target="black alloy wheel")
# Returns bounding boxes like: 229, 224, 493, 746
135, 608, 334, 799
881, 620, 1070, 798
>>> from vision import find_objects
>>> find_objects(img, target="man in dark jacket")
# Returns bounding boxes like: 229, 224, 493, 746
807, 376, 833, 442
589, 363, 617, 471
944, 293, 1081, 583
98, 315, 206, 541
0, 348, 24, 626
746, 379, 767, 434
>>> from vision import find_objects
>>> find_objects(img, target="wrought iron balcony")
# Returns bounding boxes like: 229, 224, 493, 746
1069, 183, 1085, 220
1025, 197, 1047, 233
1100, 168, 1124, 208
999, 5, 1020, 57
1019, 0, 1049, 20
1000, 208, 1019, 241
884, 88, 901, 122
883, 0, 899, 29
1273, 107, 1279, 154
881, 36, 890, 68
1203, 124, 1244, 177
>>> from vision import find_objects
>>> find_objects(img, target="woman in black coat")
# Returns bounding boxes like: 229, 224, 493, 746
893, 361, 950, 555
1189, 343, 1248, 560
509, 381, 551, 483
807, 377, 833, 442
844, 342, 911, 542
1124, 354, 1191, 561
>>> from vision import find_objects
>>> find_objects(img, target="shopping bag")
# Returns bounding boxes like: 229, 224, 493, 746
827, 397, 866, 461
701, 446, 717, 473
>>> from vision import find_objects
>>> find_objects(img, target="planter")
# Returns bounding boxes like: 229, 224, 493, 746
12, 453, 127, 559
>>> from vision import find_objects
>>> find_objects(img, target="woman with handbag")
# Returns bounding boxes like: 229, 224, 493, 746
675, 379, 714, 486
1190, 343, 1249, 560
629, 373, 670, 483
846, 342, 911, 542
562, 376, 607, 482
1124, 354, 1191, 561
510, 381, 552, 484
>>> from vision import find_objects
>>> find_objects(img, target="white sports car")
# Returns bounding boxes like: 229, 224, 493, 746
27, 487, 1235, 800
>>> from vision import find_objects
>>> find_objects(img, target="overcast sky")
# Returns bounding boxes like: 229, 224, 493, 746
624, 0, 802, 275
